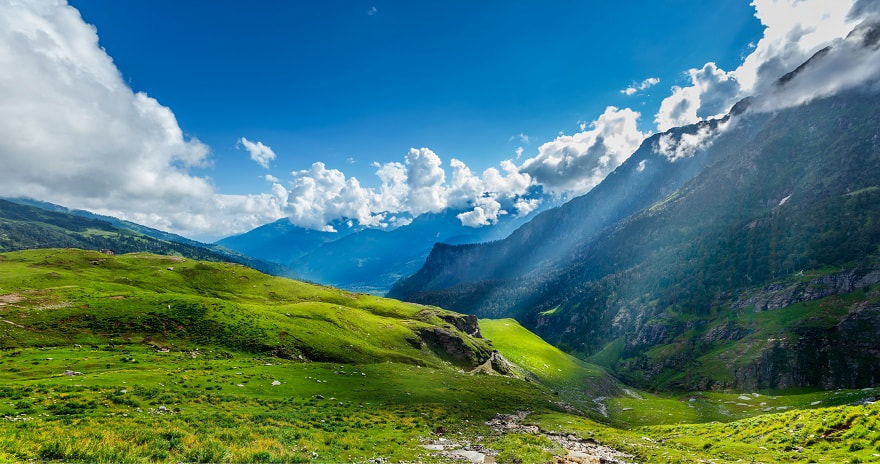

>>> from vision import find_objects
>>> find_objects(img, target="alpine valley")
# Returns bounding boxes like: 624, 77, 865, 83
3, 2, 880, 464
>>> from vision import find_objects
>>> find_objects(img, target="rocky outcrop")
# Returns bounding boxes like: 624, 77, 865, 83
731, 268, 880, 312
416, 326, 493, 369
469, 351, 522, 377
439, 313, 483, 338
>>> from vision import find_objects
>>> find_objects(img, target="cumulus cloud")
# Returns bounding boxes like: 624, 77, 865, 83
654, 63, 740, 131
621, 77, 660, 95
287, 162, 382, 232
513, 197, 541, 217
519, 107, 649, 196
0, 0, 291, 240
653, 121, 731, 161
405, 148, 447, 215
239, 137, 276, 168
457, 196, 506, 228
284, 148, 538, 230
655, 0, 863, 131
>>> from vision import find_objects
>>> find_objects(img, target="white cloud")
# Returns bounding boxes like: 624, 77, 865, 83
264, 174, 280, 183
446, 158, 484, 208
655, 0, 862, 131
654, 63, 740, 131
405, 148, 447, 215
738, 0, 857, 93
653, 120, 730, 161
515, 146, 524, 159
513, 197, 541, 217
457, 195, 506, 228
621, 77, 660, 95
519, 107, 649, 196
287, 162, 385, 232
636, 160, 647, 172
483, 160, 531, 199
753, 20, 880, 113
0, 0, 288, 240
284, 148, 539, 230
239, 137, 276, 169
372, 161, 408, 213
368, 6, 377, 16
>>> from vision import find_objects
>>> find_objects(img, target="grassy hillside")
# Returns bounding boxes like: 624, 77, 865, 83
0, 200, 225, 260
0, 198, 299, 278
1, 249, 878, 463
0, 249, 496, 367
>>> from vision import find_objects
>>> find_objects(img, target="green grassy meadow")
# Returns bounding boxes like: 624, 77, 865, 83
1, 249, 878, 463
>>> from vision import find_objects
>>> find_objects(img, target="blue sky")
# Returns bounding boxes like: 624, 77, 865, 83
71, 1, 762, 193
1, 0, 864, 239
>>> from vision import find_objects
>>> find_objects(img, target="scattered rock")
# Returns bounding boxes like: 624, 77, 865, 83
443, 449, 488, 464
271, 380, 281, 386
149, 405, 178, 415
62, 370, 81, 376
850, 396, 877, 406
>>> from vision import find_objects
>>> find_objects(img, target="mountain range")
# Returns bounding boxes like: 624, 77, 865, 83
216, 206, 544, 293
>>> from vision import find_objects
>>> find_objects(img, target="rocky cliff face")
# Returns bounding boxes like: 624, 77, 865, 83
731, 305, 880, 390
438, 313, 483, 338
731, 268, 880, 312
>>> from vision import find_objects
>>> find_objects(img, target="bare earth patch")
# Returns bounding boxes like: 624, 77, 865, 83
0, 293, 24, 304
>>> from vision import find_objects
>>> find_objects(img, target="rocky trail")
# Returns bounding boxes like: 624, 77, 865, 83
421, 411, 631, 464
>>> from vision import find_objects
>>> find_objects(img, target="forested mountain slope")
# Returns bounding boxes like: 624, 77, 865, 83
391, 30, 880, 390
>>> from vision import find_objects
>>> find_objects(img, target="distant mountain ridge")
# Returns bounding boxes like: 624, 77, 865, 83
216, 205, 546, 294
0, 198, 296, 277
